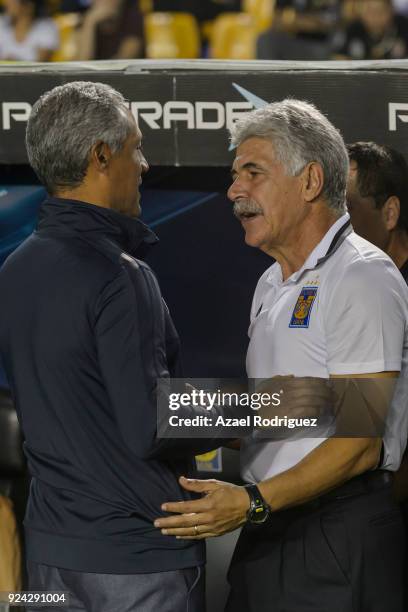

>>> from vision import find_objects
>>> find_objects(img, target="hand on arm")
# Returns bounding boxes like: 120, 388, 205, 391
154, 476, 250, 539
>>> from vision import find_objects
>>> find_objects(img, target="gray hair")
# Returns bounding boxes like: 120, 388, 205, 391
230, 99, 349, 213
26, 81, 134, 194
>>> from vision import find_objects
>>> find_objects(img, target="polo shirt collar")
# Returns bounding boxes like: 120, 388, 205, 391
267, 212, 352, 285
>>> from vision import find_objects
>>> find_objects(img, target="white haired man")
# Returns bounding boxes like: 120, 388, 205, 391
155, 99, 408, 611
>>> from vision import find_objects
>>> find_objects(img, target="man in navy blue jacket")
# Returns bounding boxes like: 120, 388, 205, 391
0, 81, 206, 612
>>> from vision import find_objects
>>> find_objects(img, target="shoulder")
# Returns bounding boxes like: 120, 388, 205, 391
325, 232, 408, 302
105, 249, 160, 297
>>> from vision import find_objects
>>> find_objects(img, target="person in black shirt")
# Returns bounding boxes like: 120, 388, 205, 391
347, 142, 408, 282
257, 0, 340, 60
332, 0, 408, 59
347, 143, 408, 584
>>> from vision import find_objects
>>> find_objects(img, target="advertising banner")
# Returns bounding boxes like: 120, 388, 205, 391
1, 60, 408, 165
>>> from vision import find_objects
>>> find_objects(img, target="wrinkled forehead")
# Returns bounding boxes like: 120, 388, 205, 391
232, 137, 278, 171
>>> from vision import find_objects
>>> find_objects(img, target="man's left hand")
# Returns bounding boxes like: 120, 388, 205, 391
154, 477, 250, 539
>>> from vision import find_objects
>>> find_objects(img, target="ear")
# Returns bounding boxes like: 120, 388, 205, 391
90, 141, 113, 173
302, 162, 324, 203
381, 195, 400, 231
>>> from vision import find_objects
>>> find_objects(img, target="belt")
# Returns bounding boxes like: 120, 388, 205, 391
318, 470, 392, 503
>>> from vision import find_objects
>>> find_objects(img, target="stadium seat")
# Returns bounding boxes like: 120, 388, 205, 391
51, 12, 81, 62
210, 13, 257, 60
144, 12, 200, 59
139, 0, 153, 13
243, 0, 274, 32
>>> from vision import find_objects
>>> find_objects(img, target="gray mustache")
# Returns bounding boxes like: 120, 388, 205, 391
233, 200, 263, 218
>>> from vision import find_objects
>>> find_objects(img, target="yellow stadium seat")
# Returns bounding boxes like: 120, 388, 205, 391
139, 0, 153, 14
144, 12, 200, 59
243, 0, 275, 32
210, 13, 257, 60
51, 12, 81, 62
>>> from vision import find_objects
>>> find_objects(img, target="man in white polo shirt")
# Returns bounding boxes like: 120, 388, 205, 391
155, 99, 408, 611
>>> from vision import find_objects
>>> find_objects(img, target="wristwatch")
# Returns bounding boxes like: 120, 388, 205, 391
244, 484, 271, 524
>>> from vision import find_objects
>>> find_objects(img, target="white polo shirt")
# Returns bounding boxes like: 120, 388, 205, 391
241, 213, 408, 483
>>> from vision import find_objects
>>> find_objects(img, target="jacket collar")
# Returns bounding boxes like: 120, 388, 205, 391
38, 197, 158, 256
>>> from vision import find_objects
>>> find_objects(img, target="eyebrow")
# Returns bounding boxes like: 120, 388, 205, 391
231, 162, 264, 176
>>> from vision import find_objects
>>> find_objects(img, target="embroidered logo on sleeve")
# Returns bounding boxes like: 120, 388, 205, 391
289, 287, 318, 328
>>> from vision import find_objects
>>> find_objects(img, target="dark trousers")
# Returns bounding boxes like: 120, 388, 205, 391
226, 482, 406, 612
27, 562, 205, 612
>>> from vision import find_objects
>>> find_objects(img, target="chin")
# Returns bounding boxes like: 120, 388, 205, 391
244, 230, 263, 249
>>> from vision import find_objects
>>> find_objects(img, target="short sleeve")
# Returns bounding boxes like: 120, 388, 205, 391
324, 261, 407, 376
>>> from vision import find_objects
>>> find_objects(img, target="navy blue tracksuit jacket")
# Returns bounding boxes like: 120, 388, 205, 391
0, 197, 205, 573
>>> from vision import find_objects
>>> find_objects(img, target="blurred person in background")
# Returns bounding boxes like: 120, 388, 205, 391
0, 0, 59, 62
76, 0, 143, 60
332, 0, 408, 59
257, 0, 340, 60
153, 0, 241, 23
347, 140, 408, 592
347, 142, 408, 280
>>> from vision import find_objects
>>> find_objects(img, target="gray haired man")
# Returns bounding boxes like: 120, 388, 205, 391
0, 81, 205, 612
155, 99, 408, 611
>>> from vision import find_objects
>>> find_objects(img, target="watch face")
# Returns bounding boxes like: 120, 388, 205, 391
248, 505, 270, 524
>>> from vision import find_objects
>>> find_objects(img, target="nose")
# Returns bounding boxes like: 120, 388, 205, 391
227, 176, 243, 202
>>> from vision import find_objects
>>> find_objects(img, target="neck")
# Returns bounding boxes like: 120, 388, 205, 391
266, 205, 342, 281
387, 229, 408, 270
53, 184, 111, 210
